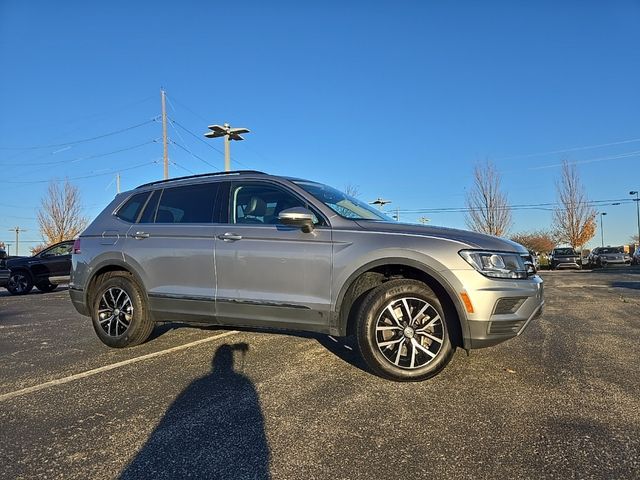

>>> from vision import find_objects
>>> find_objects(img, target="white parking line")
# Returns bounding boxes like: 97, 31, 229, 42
0, 330, 239, 402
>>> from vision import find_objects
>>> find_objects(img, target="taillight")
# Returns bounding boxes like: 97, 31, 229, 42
73, 239, 81, 254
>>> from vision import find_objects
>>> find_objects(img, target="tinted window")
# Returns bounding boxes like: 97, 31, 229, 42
231, 183, 318, 225
139, 190, 161, 223
39, 242, 73, 257
155, 183, 219, 223
116, 192, 150, 223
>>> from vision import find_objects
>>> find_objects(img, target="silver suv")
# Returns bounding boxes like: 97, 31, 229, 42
70, 170, 544, 381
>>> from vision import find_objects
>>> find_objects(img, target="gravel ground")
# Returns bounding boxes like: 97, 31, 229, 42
0, 268, 639, 480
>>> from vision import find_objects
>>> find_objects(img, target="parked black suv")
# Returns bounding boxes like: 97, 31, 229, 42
0, 248, 9, 289
5, 240, 74, 295
549, 247, 582, 270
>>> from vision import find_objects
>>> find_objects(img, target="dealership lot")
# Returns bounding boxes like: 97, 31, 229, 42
1, 269, 639, 479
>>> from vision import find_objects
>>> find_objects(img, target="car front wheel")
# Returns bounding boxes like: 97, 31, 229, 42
355, 279, 455, 382
91, 271, 154, 348
6, 270, 33, 295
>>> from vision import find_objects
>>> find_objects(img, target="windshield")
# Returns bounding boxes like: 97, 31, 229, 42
600, 247, 622, 254
292, 180, 393, 221
553, 248, 576, 255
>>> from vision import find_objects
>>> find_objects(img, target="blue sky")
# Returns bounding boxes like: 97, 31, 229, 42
1, 1, 639, 254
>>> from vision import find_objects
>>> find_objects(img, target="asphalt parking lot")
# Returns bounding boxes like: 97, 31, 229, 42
1, 269, 639, 480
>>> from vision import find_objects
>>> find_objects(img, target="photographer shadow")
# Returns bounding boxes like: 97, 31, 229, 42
119, 343, 270, 480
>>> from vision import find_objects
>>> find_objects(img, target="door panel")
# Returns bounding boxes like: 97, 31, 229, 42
214, 180, 333, 330
215, 224, 332, 328
123, 224, 217, 322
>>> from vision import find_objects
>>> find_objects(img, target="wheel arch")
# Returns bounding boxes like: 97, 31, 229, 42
85, 260, 147, 314
334, 258, 470, 349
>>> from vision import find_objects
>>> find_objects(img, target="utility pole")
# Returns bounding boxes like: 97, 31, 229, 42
204, 123, 250, 172
161, 88, 169, 179
9, 227, 26, 256
116, 173, 121, 194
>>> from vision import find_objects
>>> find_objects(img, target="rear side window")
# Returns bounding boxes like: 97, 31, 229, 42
155, 183, 219, 223
116, 192, 150, 223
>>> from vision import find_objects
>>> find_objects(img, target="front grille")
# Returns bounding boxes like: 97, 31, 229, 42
493, 296, 527, 315
488, 320, 526, 335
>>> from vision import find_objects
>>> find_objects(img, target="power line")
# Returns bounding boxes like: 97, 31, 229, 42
0, 118, 158, 150
497, 136, 640, 161
164, 94, 251, 168
170, 160, 197, 175
167, 117, 210, 171
2, 160, 159, 184
395, 197, 635, 214
170, 141, 221, 170
527, 150, 640, 170
0, 140, 158, 168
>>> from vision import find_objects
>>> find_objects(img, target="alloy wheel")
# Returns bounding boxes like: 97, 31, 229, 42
97, 287, 133, 337
375, 297, 444, 369
9, 273, 29, 293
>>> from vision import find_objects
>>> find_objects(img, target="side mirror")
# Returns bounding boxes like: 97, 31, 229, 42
278, 207, 315, 233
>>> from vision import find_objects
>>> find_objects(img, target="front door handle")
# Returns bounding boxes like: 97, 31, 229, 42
132, 231, 150, 240
217, 232, 242, 241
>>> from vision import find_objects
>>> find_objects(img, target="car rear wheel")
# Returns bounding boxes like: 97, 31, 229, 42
6, 270, 33, 295
91, 271, 154, 348
355, 279, 455, 382
35, 281, 58, 293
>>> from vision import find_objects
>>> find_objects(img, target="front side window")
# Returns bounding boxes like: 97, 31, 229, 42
39, 242, 72, 257
231, 183, 318, 225
292, 180, 393, 221
155, 183, 219, 224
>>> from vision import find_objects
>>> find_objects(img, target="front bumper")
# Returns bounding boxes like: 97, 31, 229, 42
0, 270, 10, 288
441, 269, 544, 349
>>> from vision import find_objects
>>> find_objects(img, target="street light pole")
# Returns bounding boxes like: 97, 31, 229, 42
600, 212, 607, 247
631, 191, 640, 245
204, 123, 250, 172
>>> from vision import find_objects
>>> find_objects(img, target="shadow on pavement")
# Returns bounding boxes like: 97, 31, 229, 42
611, 281, 640, 290
119, 343, 270, 480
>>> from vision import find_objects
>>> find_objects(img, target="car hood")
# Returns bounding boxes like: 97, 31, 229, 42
6, 256, 29, 268
353, 221, 526, 253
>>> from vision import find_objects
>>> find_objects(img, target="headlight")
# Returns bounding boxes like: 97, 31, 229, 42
459, 250, 528, 279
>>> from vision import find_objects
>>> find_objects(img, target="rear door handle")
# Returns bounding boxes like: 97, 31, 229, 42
132, 231, 150, 240
217, 232, 242, 241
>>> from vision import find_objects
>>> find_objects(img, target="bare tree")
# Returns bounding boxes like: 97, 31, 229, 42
552, 160, 596, 250
37, 180, 88, 244
30, 244, 48, 255
465, 161, 512, 237
344, 183, 361, 198
510, 230, 556, 253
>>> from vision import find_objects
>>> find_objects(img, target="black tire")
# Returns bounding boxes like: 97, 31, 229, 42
355, 279, 455, 382
35, 281, 58, 293
90, 271, 154, 348
6, 270, 34, 295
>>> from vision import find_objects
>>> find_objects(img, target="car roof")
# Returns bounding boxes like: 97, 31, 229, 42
135, 170, 271, 189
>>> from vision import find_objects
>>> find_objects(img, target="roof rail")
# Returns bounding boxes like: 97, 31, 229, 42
135, 170, 267, 189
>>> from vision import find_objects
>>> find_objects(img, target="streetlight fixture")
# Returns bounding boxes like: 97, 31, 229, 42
599, 212, 607, 247
204, 123, 250, 172
369, 198, 391, 210
631, 190, 640, 246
